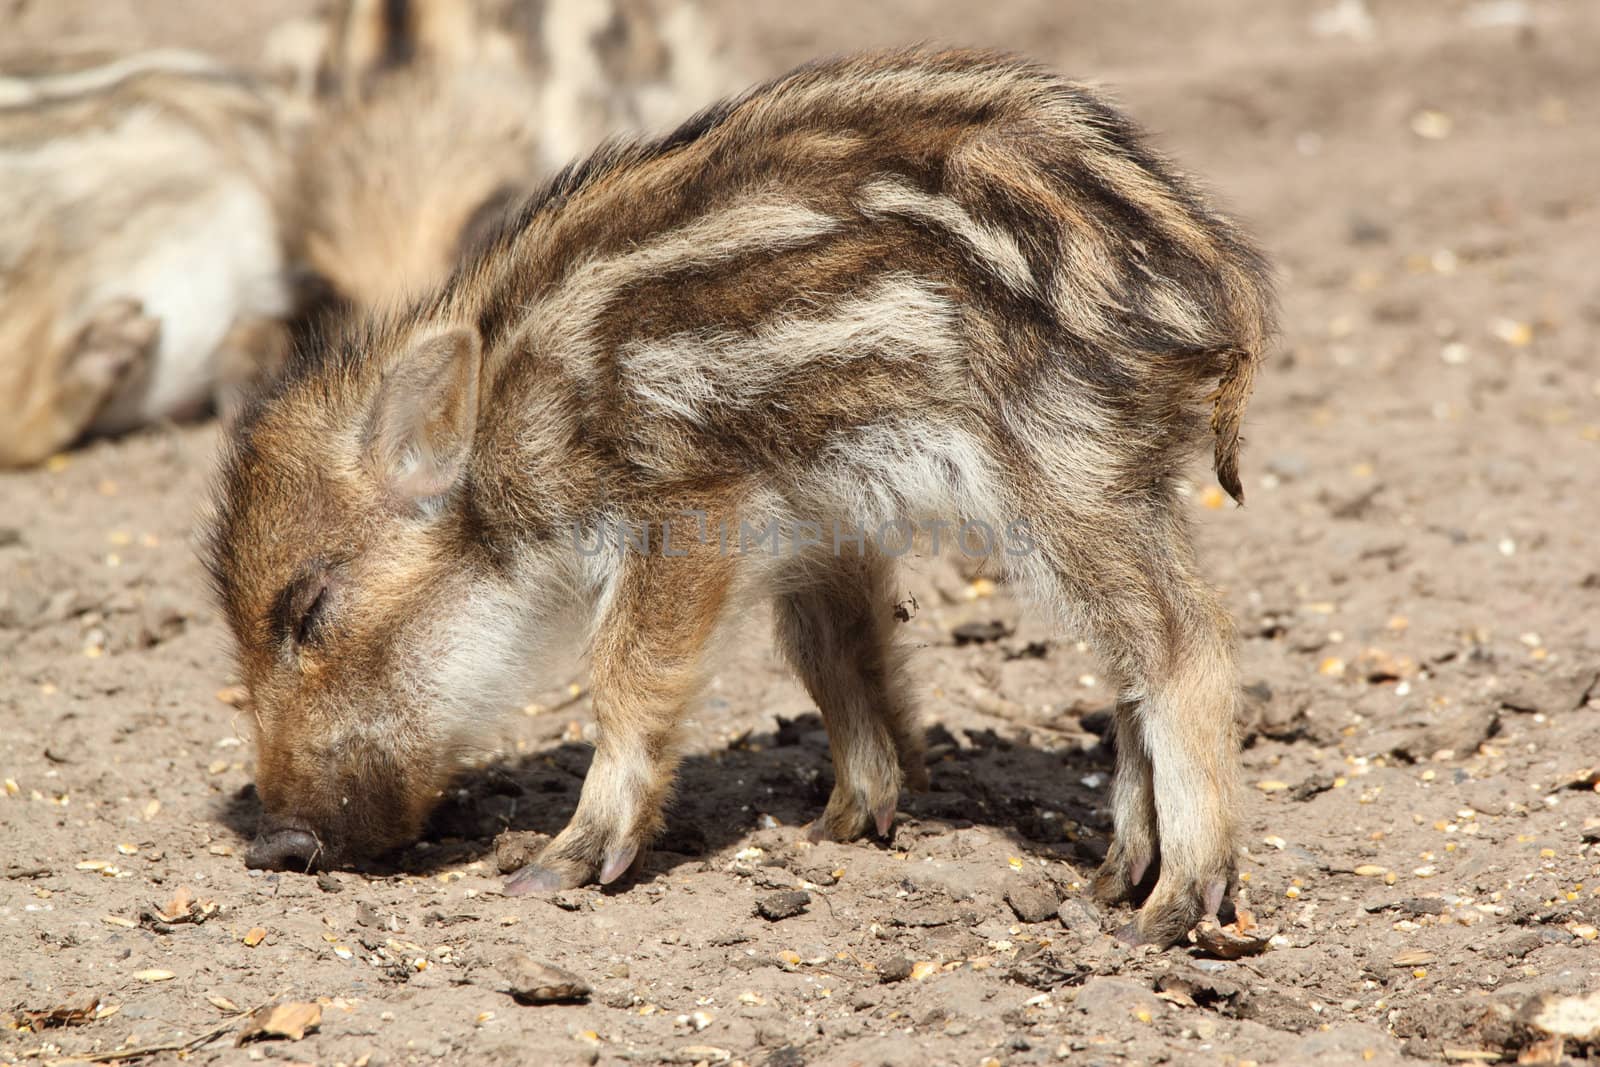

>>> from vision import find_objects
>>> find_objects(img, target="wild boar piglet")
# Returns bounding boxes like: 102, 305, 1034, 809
205, 48, 1274, 946
0, 48, 292, 467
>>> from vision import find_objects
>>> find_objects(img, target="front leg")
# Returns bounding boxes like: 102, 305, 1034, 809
505, 540, 734, 894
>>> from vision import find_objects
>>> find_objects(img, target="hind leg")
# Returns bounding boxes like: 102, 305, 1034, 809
1016, 498, 1240, 946
1089, 699, 1159, 905
1121, 582, 1241, 945
773, 549, 926, 842
1, 300, 159, 467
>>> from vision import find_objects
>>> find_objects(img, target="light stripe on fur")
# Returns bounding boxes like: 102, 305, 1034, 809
857, 177, 1036, 297
624, 273, 962, 420
521, 196, 844, 380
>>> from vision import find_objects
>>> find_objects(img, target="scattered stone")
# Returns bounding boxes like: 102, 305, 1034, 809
1495, 670, 1598, 714
3, 865, 52, 880
773, 713, 817, 747
1157, 966, 1250, 1015
315, 872, 343, 893
598, 988, 635, 1010
952, 620, 1011, 645
422, 911, 475, 926
795, 864, 838, 887
1492, 930, 1545, 960
764, 1046, 806, 1067
755, 890, 811, 922
1290, 774, 1337, 802
1391, 705, 1499, 762
357, 902, 407, 931
501, 955, 590, 1005
1005, 882, 1059, 924
1073, 977, 1164, 1020
899, 857, 992, 902
753, 867, 795, 891
1008, 944, 1091, 990
1363, 897, 1448, 917
1056, 899, 1101, 933
493, 831, 549, 874
1290, 1022, 1403, 1064
878, 956, 914, 984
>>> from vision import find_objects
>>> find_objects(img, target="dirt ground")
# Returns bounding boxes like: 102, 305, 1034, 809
4, 1, 1600, 1064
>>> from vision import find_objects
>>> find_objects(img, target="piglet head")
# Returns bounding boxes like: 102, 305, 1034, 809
204, 321, 524, 869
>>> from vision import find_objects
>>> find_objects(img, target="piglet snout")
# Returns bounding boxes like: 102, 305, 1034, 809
245, 820, 323, 872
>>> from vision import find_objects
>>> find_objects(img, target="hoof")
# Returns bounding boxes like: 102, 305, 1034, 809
502, 863, 566, 896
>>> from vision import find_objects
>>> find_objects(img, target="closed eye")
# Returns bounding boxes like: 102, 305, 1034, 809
294, 584, 329, 646
272, 561, 337, 651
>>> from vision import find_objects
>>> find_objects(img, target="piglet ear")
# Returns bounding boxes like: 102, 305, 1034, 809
364, 325, 482, 507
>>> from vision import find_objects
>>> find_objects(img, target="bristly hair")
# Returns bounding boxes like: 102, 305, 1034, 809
263, 46, 1076, 395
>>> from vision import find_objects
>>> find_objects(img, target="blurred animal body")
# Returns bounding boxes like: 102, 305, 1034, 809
0, 0, 730, 468
207, 49, 1274, 946
278, 0, 735, 315
0, 50, 291, 467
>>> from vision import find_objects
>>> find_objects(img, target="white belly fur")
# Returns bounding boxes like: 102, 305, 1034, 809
90, 177, 288, 433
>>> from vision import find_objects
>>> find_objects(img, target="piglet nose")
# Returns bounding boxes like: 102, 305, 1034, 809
244, 824, 323, 871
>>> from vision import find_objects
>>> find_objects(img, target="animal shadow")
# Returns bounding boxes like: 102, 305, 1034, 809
214, 710, 1119, 882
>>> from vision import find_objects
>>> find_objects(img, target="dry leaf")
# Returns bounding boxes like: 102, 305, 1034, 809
163, 886, 194, 917
140, 885, 220, 932
7, 996, 101, 1032
236, 1001, 322, 1045
1189, 918, 1272, 959
1392, 949, 1436, 967
207, 995, 242, 1013
1559, 767, 1599, 791
1155, 987, 1197, 1008
132, 970, 175, 983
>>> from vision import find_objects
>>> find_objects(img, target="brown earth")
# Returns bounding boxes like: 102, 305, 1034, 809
3, 1, 1599, 1064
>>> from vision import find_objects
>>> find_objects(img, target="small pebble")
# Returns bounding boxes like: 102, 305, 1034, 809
878, 956, 913, 983
1005, 883, 1060, 924
1056, 899, 1100, 933
755, 890, 811, 922
502, 955, 590, 1004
